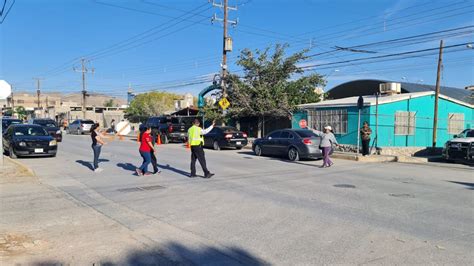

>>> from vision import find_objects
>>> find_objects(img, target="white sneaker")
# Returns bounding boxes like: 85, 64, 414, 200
94, 168, 103, 173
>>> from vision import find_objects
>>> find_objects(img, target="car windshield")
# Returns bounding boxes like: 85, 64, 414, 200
294, 130, 317, 138
82, 120, 94, 124
3, 120, 21, 128
34, 120, 57, 127
14, 126, 48, 136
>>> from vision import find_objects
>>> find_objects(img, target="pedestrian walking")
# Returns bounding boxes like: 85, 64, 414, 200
136, 126, 154, 176
139, 125, 160, 175
360, 121, 372, 156
188, 119, 215, 178
110, 119, 116, 133
312, 125, 340, 168
90, 123, 106, 172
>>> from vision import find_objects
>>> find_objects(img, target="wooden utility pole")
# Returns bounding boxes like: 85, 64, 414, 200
211, 0, 237, 98
432, 40, 444, 149
74, 58, 93, 119
33, 78, 43, 117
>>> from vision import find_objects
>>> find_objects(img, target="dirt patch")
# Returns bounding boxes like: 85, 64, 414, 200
0, 159, 36, 183
0, 233, 48, 258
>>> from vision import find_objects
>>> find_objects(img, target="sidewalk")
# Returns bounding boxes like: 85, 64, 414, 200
0, 157, 153, 265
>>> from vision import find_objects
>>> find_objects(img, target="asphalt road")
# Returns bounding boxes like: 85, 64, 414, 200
15, 134, 474, 265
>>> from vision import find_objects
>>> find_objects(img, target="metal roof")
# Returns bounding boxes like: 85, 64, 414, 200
327, 79, 474, 105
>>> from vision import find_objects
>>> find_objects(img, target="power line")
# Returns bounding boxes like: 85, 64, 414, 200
0, 0, 15, 24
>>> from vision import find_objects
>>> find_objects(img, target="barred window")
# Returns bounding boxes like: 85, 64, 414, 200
448, 113, 464, 134
308, 109, 348, 134
394, 111, 416, 135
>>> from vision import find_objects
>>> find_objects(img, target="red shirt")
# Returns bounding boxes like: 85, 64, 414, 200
139, 132, 152, 152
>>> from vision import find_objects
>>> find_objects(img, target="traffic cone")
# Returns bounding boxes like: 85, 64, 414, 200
156, 135, 162, 145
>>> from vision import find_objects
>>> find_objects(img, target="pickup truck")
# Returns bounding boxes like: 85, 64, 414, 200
442, 129, 474, 163
146, 116, 201, 144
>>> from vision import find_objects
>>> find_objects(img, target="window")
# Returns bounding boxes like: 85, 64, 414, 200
448, 113, 464, 134
280, 131, 290, 139
268, 131, 281, 139
16, 100, 25, 104
394, 111, 416, 135
309, 109, 348, 134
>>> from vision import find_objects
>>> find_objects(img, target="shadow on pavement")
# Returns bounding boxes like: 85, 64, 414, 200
157, 163, 190, 177
31, 241, 269, 265
117, 163, 138, 172
76, 159, 109, 170
447, 181, 474, 190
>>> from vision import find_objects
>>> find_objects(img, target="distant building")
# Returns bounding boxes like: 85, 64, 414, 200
174, 93, 194, 111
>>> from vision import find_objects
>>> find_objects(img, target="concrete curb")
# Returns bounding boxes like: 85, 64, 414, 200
4, 156, 36, 177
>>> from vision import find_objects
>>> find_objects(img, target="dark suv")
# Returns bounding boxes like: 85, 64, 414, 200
30, 118, 62, 142
146, 116, 200, 143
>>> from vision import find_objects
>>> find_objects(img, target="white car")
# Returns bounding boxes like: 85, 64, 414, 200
442, 129, 474, 162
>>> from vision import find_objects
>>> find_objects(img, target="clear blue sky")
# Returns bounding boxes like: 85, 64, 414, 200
1, 0, 473, 98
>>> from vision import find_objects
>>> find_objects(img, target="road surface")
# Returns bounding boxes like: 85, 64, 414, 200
6, 134, 474, 265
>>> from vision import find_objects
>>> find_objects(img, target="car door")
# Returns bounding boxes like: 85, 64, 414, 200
263, 131, 282, 155
277, 131, 292, 155
204, 127, 219, 147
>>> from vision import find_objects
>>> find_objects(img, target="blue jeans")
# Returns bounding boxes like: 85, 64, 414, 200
139, 151, 151, 174
92, 144, 102, 169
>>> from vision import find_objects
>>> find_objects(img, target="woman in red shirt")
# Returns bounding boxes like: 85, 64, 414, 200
136, 126, 154, 176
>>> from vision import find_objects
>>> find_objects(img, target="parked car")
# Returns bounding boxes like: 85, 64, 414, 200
29, 118, 62, 142
442, 129, 474, 163
2, 124, 57, 158
1, 118, 22, 134
146, 116, 199, 143
203, 126, 248, 150
67, 119, 95, 135
252, 129, 325, 161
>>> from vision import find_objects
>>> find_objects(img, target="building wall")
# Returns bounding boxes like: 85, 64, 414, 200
294, 94, 473, 148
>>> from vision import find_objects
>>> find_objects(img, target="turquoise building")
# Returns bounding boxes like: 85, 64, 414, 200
293, 91, 473, 147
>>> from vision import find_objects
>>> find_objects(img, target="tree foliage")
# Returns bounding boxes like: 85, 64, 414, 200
15, 106, 27, 119
228, 44, 325, 118
225, 44, 325, 136
126, 91, 181, 116
104, 99, 115, 107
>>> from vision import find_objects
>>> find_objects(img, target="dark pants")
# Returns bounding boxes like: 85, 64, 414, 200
322, 146, 333, 167
362, 139, 370, 156
139, 151, 151, 173
151, 151, 159, 173
190, 145, 209, 176
92, 144, 102, 170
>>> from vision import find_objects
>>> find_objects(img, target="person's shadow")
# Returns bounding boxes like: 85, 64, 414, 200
117, 163, 138, 172
76, 159, 109, 170
157, 163, 190, 177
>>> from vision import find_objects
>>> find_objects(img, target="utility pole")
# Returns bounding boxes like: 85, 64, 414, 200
74, 58, 94, 119
432, 40, 444, 149
211, 0, 237, 98
33, 78, 43, 118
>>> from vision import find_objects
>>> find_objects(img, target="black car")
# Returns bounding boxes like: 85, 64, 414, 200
203, 126, 248, 150
2, 118, 22, 134
3, 124, 57, 158
30, 118, 62, 142
146, 116, 200, 143
252, 129, 324, 161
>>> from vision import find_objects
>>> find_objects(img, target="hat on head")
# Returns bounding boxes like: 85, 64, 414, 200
324, 125, 332, 131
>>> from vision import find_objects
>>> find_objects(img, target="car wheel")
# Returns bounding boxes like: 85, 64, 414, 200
254, 145, 262, 156
288, 147, 300, 161
213, 140, 221, 151
9, 146, 17, 159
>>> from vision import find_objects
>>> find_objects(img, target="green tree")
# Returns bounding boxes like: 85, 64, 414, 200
15, 106, 27, 120
228, 44, 325, 137
126, 91, 181, 116
104, 99, 115, 107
